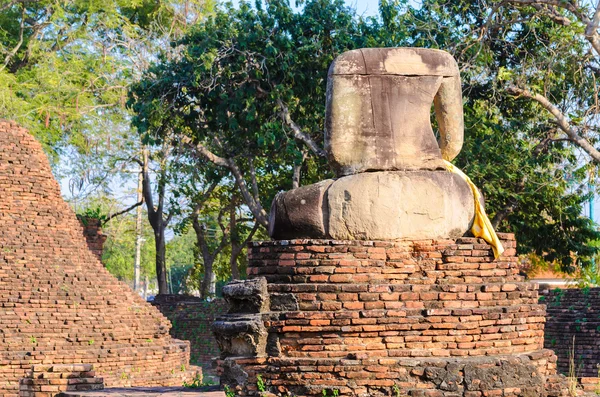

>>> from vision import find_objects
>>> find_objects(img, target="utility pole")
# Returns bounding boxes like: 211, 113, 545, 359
133, 168, 144, 292
589, 187, 595, 224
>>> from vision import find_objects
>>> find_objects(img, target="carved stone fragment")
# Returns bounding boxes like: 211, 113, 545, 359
222, 277, 269, 314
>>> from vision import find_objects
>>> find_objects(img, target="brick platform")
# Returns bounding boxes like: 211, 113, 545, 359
214, 236, 566, 396
0, 121, 198, 396
19, 364, 104, 396
60, 386, 225, 397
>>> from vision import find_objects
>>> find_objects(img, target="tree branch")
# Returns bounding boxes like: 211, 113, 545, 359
140, 148, 159, 226
103, 200, 144, 225
585, 0, 600, 56
181, 136, 270, 228
505, 0, 600, 55
276, 98, 327, 158
248, 158, 259, 200
507, 86, 600, 163
1, 6, 25, 71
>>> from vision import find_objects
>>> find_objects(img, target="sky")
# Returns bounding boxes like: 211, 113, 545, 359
336, 0, 378, 16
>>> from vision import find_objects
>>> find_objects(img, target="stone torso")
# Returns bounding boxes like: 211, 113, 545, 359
326, 74, 446, 174
325, 47, 462, 176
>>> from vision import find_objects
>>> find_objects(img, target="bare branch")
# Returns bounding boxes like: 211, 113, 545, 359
180, 135, 229, 167
248, 158, 259, 200
507, 86, 600, 163
276, 98, 326, 158
181, 136, 270, 228
1, 6, 25, 71
103, 200, 144, 224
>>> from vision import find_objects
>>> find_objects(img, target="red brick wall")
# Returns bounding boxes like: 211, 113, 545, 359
215, 235, 563, 396
541, 287, 600, 378
0, 121, 196, 396
152, 295, 228, 374
78, 218, 107, 262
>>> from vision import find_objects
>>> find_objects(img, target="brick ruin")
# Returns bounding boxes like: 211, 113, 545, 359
0, 121, 198, 396
213, 235, 572, 396
541, 287, 600, 378
151, 295, 228, 376
78, 218, 107, 262
19, 364, 104, 396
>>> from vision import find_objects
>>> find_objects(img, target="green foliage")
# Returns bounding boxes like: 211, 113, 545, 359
405, 0, 600, 269
256, 374, 266, 393
129, 0, 600, 272
0, 0, 214, 159
224, 385, 235, 397
182, 373, 205, 388
573, 262, 600, 287
76, 207, 108, 225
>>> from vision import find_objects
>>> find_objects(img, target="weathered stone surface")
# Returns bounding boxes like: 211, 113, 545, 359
213, 279, 271, 358
269, 170, 475, 241
325, 48, 463, 176
212, 314, 268, 358
327, 171, 474, 240
328, 47, 460, 76
222, 277, 269, 314
269, 293, 299, 312
268, 180, 333, 239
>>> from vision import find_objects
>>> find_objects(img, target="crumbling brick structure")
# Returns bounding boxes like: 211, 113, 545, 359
214, 235, 568, 396
78, 218, 107, 262
152, 295, 228, 374
0, 121, 198, 396
541, 287, 600, 378
19, 364, 104, 396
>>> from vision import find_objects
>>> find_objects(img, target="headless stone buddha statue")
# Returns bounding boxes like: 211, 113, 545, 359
269, 48, 475, 241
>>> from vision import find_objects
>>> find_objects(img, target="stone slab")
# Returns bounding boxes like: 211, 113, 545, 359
269, 170, 475, 241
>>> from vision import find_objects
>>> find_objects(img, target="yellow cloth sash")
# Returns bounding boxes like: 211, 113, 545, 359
443, 160, 505, 259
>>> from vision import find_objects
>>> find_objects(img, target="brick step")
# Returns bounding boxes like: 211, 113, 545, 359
216, 349, 557, 396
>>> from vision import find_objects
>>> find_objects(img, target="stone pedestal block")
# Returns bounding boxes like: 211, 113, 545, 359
269, 170, 475, 241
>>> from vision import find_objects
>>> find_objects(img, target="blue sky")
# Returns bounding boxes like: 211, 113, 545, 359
339, 0, 379, 16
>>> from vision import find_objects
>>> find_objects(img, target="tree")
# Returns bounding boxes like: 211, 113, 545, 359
0, 0, 211, 156
406, 0, 600, 267
130, 0, 600, 271
129, 0, 382, 229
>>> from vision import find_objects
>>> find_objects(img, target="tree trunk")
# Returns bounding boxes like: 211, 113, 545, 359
199, 247, 219, 299
230, 254, 240, 280
229, 205, 241, 280
139, 146, 171, 296
154, 228, 168, 295
133, 169, 143, 292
